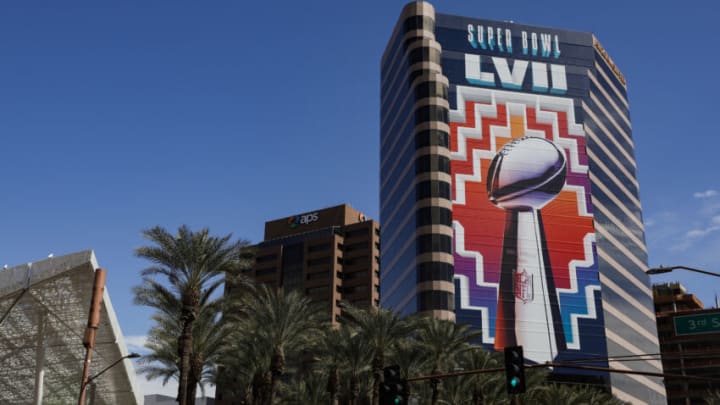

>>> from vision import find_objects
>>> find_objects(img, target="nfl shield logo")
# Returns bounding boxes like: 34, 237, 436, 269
514, 269, 533, 303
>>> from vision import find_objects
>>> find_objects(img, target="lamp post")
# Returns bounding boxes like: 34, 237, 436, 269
646, 265, 720, 278
646, 264, 720, 404
80, 352, 141, 405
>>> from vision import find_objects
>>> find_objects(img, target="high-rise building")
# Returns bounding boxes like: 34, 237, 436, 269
241, 203, 380, 321
216, 204, 380, 405
654, 283, 720, 405
380, 2, 664, 402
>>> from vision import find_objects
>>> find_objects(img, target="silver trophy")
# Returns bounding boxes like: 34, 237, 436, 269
486, 136, 567, 363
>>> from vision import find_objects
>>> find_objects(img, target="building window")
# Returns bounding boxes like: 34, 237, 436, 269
343, 271, 366, 280
417, 262, 454, 282
306, 271, 330, 281
415, 155, 450, 175
416, 206, 452, 227
344, 229, 368, 239
308, 243, 330, 253
344, 285, 368, 295
416, 179, 451, 200
256, 268, 276, 277
256, 254, 278, 264
418, 291, 455, 311
408, 46, 441, 65
345, 241, 369, 252
414, 82, 448, 102
307, 257, 331, 267
306, 286, 330, 296
414, 105, 448, 125
416, 234, 452, 254
415, 129, 449, 149
403, 15, 434, 33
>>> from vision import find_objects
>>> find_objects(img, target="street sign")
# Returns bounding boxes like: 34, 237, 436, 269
674, 313, 720, 336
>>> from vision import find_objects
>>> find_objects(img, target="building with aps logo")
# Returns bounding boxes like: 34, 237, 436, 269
379, 2, 664, 403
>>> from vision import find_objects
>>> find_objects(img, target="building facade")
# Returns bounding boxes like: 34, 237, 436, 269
380, 2, 664, 403
654, 283, 720, 404
242, 204, 380, 321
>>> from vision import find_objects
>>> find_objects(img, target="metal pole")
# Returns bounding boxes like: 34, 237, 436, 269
89, 382, 97, 405
33, 311, 46, 405
78, 269, 107, 405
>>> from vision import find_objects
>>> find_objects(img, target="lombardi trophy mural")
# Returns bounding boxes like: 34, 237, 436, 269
486, 136, 568, 363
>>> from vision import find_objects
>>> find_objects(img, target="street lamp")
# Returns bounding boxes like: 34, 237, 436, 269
646, 265, 720, 278
81, 352, 141, 405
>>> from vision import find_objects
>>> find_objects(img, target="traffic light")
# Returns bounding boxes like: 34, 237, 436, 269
504, 345, 526, 394
380, 364, 408, 405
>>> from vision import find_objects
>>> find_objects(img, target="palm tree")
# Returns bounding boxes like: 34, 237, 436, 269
315, 326, 373, 405
388, 338, 428, 402
341, 305, 415, 405
414, 318, 482, 405
706, 389, 720, 405
136, 297, 228, 399
236, 284, 324, 405
534, 383, 628, 404
442, 347, 502, 405
134, 225, 248, 405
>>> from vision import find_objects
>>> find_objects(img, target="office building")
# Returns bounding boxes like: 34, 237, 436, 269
380, 2, 663, 402
654, 283, 720, 404
242, 203, 380, 321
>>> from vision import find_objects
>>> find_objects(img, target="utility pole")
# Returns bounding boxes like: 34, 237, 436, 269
78, 269, 106, 405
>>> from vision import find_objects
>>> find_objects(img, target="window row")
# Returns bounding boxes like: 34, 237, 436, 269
418, 290, 455, 311
409, 46, 441, 66
416, 206, 452, 227
416, 234, 452, 254
415, 105, 448, 126
414, 81, 448, 102
415, 129, 449, 149
417, 262, 454, 283
403, 15, 434, 34
415, 155, 450, 175
416, 179, 451, 200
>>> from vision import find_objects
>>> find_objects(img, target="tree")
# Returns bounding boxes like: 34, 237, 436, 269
235, 284, 324, 405
341, 305, 415, 405
317, 326, 373, 405
437, 347, 502, 405
134, 225, 248, 405
533, 383, 629, 405
414, 317, 482, 405
136, 297, 228, 399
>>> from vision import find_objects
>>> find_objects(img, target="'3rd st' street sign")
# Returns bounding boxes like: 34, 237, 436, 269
674, 313, 720, 336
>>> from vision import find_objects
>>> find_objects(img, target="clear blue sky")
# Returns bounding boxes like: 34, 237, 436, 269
2, 0, 719, 395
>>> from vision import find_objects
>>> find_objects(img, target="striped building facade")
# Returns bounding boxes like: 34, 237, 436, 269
379, 2, 665, 403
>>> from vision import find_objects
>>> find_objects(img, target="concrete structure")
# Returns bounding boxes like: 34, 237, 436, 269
0, 250, 141, 404
654, 282, 720, 404
380, 2, 663, 403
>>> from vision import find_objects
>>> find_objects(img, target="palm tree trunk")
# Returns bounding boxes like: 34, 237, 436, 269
371, 355, 383, 405
186, 355, 202, 404
430, 376, 440, 405
349, 376, 359, 405
268, 348, 285, 405
327, 367, 339, 405
177, 313, 195, 405
252, 372, 264, 405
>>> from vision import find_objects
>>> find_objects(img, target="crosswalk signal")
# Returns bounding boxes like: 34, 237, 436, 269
380, 365, 408, 405
504, 345, 526, 394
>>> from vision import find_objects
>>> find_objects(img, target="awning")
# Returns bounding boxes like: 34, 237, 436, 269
0, 250, 142, 404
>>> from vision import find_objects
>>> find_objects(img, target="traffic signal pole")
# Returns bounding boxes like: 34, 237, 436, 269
407, 362, 720, 384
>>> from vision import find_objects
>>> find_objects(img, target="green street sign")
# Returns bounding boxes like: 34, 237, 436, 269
674, 313, 720, 336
